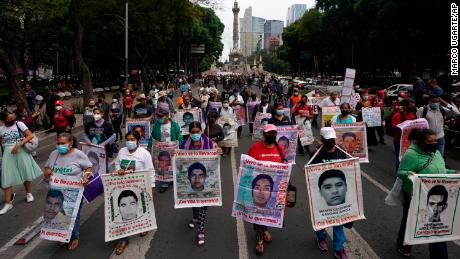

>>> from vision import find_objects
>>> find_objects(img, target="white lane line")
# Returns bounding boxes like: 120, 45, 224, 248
231, 149, 249, 259
0, 217, 43, 253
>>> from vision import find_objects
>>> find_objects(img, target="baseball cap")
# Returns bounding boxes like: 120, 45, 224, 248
137, 93, 147, 100
320, 127, 336, 139
55, 100, 64, 106
263, 124, 277, 133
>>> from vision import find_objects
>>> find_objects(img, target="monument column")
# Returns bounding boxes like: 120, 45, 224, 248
232, 1, 240, 50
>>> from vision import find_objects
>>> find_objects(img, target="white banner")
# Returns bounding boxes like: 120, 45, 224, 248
296, 116, 314, 146
362, 107, 382, 127
152, 141, 178, 182
80, 143, 106, 202
276, 126, 299, 164
175, 108, 201, 135
333, 122, 369, 163
252, 112, 272, 141
217, 115, 239, 147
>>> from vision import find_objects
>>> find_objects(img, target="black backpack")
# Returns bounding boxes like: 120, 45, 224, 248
422, 105, 445, 118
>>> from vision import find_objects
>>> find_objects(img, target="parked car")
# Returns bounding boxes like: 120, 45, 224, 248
384, 84, 413, 101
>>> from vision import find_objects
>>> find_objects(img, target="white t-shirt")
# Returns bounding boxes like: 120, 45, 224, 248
220, 107, 234, 117
115, 147, 155, 187
0, 121, 28, 147
319, 97, 340, 108
200, 94, 210, 109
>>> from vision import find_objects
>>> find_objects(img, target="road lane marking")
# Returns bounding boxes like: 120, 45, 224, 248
0, 217, 43, 253
231, 149, 249, 259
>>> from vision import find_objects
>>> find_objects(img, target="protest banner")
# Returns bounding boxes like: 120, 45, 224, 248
295, 115, 314, 146
233, 105, 246, 126
340, 68, 356, 105
246, 101, 260, 123
40, 174, 84, 243
126, 119, 151, 146
276, 126, 299, 163
208, 101, 222, 112
404, 174, 460, 245
173, 149, 222, 208
322, 106, 340, 127
252, 112, 272, 141
152, 140, 178, 182
362, 107, 382, 127
397, 118, 429, 161
175, 108, 201, 135
305, 158, 365, 231
333, 122, 369, 163
307, 97, 324, 115
349, 92, 361, 110
232, 154, 292, 228
102, 170, 157, 242
217, 115, 238, 147
80, 143, 106, 202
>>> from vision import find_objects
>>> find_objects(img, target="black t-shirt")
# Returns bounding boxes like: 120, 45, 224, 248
133, 104, 153, 119
268, 116, 291, 126
85, 120, 115, 146
310, 147, 349, 164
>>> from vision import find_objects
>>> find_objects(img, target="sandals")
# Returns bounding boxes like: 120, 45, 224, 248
115, 240, 129, 255
197, 233, 205, 246
68, 238, 79, 250
263, 231, 272, 243
188, 219, 198, 229
255, 240, 264, 255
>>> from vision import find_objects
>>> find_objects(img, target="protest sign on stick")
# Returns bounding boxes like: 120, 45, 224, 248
362, 107, 382, 127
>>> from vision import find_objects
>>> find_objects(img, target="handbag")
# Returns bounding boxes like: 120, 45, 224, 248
384, 152, 435, 206
16, 122, 39, 153
274, 142, 296, 208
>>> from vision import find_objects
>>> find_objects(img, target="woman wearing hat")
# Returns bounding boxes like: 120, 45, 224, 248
247, 124, 287, 255
132, 93, 154, 120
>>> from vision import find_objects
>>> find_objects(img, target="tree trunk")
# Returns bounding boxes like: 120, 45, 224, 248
0, 42, 30, 112
70, 0, 93, 105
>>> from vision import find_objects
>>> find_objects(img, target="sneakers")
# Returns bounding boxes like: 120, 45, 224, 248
197, 233, 205, 246
334, 248, 349, 259
11, 192, 16, 202
0, 203, 13, 215
26, 193, 34, 203
316, 237, 328, 252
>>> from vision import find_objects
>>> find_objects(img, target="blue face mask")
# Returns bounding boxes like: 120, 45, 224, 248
190, 133, 201, 142
158, 118, 164, 124
126, 141, 138, 150
56, 144, 69, 154
275, 109, 284, 116
429, 103, 439, 110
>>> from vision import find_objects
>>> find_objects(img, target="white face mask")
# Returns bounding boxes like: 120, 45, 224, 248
223, 103, 229, 108
55, 106, 62, 111
94, 114, 102, 121
112, 99, 118, 103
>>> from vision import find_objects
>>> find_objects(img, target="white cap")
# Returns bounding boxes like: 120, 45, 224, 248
35, 95, 43, 101
320, 127, 336, 140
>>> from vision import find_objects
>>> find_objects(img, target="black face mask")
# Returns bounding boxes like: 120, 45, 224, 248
264, 135, 277, 144
323, 139, 336, 149
208, 118, 216, 124
4, 120, 14, 127
341, 110, 349, 116
261, 101, 268, 105
421, 143, 437, 153
300, 100, 306, 105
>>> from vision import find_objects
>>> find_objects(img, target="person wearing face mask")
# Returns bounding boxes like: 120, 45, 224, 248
179, 121, 214, 246
396, 128, 457, 258
247, 124, 287, 255
122, 88, 136, 124
289, 88, 302, 111
219, 98, 234, 117
0, 112, 43, 215
391, 98, 417, 170
416, 94, 448, 156
43, 133, 92, 250
113, 131, 155, 255
229, 89, 245, 138
132, 93, 154, 120
331, 103, 356, 124
252, 95, 273, 118
247, 93, 260, 136
97, 94, 110, 121
268, 102, 291, 126
156, 91, 175, 115
84, 107, 116, 161
110, 95, 124, 141
308, 127, 351, 259
83, 98, 97, 126
52, 100, 75, 137
293, 95, 314, 156
147, 106, 182, 193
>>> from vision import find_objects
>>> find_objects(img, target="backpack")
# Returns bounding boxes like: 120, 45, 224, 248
422, 105, 445, 119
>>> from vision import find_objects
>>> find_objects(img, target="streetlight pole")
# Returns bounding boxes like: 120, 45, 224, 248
124, 1, 128, 84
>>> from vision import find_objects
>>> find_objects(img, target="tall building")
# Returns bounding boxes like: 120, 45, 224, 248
240, 7, 266, 58
264, 20, 284, 52
286, 4, 307, 26
252, 17, 265, 53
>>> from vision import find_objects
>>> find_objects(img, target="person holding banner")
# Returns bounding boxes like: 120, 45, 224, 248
294, 95, 314, 156
247, 124, 286, 255
110, 95, 124, 142
204, 110, 224, 145
331, 103, 356, 124
391, 98, 417, 170
84, 107, 116, 160
396, 128, 457, 258
43, 133, 92, 250
112, 130, 155, 255
268, 102, 291, 126
246, 93, 260, 136
229, 89, 245, 138
132, 93, 154, 120
309, 127, 351, 259
179, 121, 214, 246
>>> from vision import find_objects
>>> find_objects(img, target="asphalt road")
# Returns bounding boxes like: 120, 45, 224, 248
1, 85, 460, 259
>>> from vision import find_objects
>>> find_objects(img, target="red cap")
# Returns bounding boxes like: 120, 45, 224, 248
55, 100, 64, 106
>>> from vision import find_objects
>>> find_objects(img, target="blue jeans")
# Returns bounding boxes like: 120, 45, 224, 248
437, 137, 445, 157
394, 140, 400, 171
71, 199, 84, 240
316, 225, 345, 252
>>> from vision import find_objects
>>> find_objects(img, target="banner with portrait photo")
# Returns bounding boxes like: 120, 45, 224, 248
233, 105, 246, 126
295, 115, 314, 146
175, 108, 201, 135
305, 158, 365, 231
232, 154, 292, 228
173, 150, 222, 208
404, 174, 460, 245
80, 143, 107, 202
102, 170, 157, 242
252, 112, 272, 141
40, 174, 84, 243
276, 126, 299, 164
362, 107, 382, 127
126, 119, 151, 146
322, 106, 340, 127
397, 118, 429, 161
217, 115, 238, 147
208, 101, 222, 112
308, 97, 324, 115
246, 101, 260, 123
333, 122, 369, 163
152, 140, 178, 182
